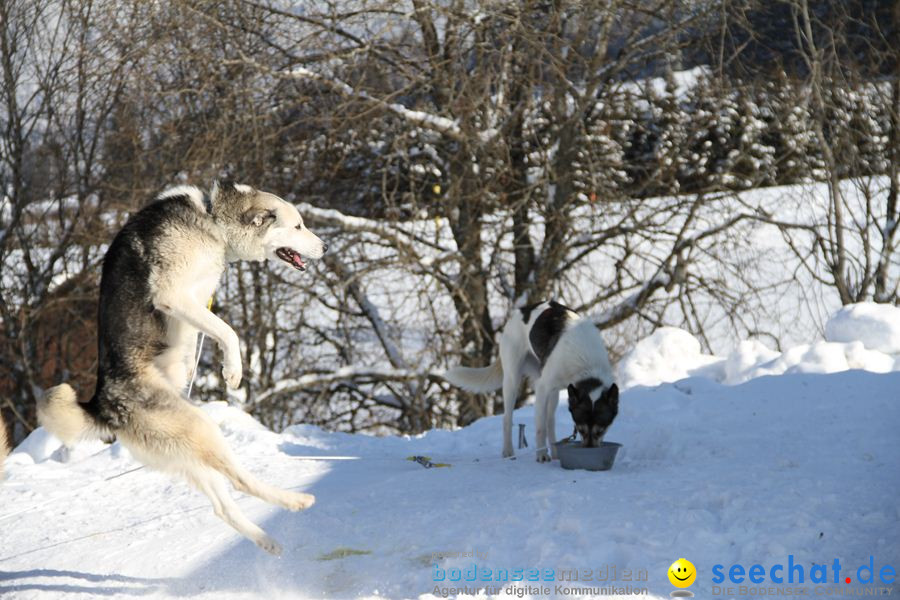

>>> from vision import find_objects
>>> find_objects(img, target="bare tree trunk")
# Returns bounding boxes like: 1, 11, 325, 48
447, 151, 496, 424
509, 100, 536, 303
875, 73, 900, 302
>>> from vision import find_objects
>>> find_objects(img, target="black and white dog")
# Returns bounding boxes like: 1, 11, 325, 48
38, 182, 325, 554
444, 301, 619, 462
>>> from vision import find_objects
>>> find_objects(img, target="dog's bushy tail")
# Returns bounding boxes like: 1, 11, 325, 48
37, 384, 104, 446
443, 361, 504, 393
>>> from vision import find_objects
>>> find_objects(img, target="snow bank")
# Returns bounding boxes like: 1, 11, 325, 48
825, 302, 900, 354
618, 327, 722, 388
7, 428, 63, 464
619, 302, 900, 388
5, 428, 111, 467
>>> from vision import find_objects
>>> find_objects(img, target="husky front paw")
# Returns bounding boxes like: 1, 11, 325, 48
284, 492, 315, 511
255, 534, 283, 556
222, 361, 242, 389
536, 449, 551, 463
502, 446, 514, 459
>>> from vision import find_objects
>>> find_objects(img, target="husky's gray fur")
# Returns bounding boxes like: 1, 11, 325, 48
37, 181, 325, 555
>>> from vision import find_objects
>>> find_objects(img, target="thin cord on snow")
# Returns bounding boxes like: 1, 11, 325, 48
287, 446, 552, 467
0, 473, 309, 562
0, 467, 146, 524
104, 465, 146, 481
0, 503, 211, 562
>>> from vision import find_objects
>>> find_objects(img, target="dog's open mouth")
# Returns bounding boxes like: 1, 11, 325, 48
276, 247, 307, 271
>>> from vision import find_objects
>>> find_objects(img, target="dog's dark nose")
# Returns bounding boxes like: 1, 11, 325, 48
322, 243, 328, 253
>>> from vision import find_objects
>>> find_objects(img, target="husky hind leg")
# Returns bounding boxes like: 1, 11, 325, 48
119, 395, 313, 554
183, 465, 283, 556
164, 400, 315, 512
206, 448, 315, 512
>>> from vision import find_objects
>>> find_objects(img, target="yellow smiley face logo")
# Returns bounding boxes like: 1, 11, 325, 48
668, 558, 697, 588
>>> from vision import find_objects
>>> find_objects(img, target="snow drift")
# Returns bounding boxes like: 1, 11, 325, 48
619, 302, 900, 388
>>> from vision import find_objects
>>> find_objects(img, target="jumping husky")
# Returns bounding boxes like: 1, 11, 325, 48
444, 301, 618, 462
37, 181, 325, 555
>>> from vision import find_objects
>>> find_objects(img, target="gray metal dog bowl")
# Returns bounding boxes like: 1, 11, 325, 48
555, 440, 622, 471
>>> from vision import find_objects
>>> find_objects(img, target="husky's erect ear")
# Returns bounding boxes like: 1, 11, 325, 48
241, 207, 275, 228
210, 180, 225, 206
209, 180, 241, 206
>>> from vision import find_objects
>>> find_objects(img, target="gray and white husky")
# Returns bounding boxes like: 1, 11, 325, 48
444, 301, 618, 462
37, 181, 325, 555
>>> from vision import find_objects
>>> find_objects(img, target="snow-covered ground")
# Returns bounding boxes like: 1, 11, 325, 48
2, 303, 899, 599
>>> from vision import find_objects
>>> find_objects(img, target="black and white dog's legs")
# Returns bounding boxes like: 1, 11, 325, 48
545, 390, 560, 460
501, 369, 519, 458
499, 332, 534, 458
533, 384, 557, 462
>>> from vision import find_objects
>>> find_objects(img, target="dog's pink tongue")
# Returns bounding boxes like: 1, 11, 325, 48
292, 254, 305, 268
